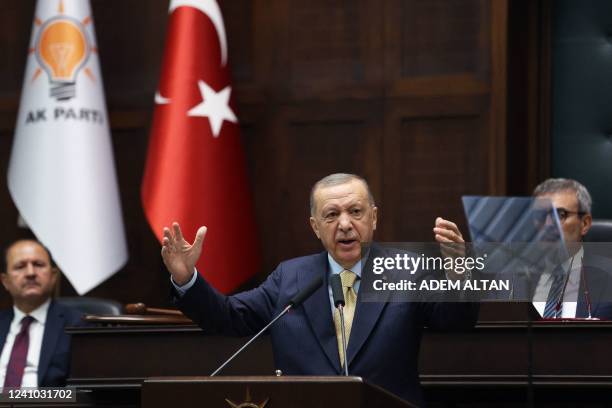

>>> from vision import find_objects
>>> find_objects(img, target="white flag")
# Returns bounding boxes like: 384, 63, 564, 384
8, 0, 127, 294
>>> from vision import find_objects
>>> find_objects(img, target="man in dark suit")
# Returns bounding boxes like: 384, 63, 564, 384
162, 173, 478, 406
0, 240, 84, 388
440, 178, 612, 319
530, 178, 612, 319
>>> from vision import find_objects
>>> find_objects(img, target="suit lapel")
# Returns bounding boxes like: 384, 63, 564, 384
576, 264, 589, 318
576, 293, 588, 317
577, 258, 608, 318
38, 301, 64, 385
0, 310, 14, 352
299, 252, 341, 373
346, 245, 388, 367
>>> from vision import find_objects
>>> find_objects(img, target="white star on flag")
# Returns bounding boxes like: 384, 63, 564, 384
187, 80, 237, 137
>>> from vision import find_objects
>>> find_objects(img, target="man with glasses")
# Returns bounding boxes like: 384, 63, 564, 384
530, 178, 612, 319
533, 179, 591, 247
435, 178, 612, 319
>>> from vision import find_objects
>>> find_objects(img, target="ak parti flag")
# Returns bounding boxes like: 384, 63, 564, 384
142, 0, 260, 293
8, 0, 127, 294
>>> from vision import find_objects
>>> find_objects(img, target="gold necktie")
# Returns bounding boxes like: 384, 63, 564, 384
334, 269, 357, 367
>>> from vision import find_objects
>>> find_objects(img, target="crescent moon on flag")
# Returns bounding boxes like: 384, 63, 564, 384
154, 91, 170, 105
169, 0, 228, 66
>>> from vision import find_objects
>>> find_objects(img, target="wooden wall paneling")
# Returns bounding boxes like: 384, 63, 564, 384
280, 0, 384, 100
488, 0, 508, 194
506, 0, 532, 195
237, 106, 279, 280
222, 0, 270, 105
381, 0, 501, 241
381, 103, 488, 241
0, 127, 22, 310
384, 0, 491, 96
0, 1, 35, 98
505, 0, 551, 195
0, 0, 34, 133
400, 0, 489, 79
90, 0, 168, 108
537, 0, 553, 182
221, 0, 255, 85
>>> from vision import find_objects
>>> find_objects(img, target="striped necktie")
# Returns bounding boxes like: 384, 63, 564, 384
543, 265, 566, 318
4, 315, 34, 388
334, 269, 357, 367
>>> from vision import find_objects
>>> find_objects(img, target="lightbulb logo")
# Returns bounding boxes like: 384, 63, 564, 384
30, 0, 95, 101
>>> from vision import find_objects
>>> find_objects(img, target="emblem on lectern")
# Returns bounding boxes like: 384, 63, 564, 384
225, 387, 269, 408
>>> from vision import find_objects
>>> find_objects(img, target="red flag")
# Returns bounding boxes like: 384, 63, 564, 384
142, 0, 260, 293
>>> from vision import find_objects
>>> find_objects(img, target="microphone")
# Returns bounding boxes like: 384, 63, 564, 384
330, 274, 349, 376
210, 275, 324, 376
331, 273, 345, 307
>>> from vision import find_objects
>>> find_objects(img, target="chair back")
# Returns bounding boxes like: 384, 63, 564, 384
56, 297, 123, 315
584, 219, 612, 242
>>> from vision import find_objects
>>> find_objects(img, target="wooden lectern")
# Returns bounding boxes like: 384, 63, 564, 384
141, 376, 417, 408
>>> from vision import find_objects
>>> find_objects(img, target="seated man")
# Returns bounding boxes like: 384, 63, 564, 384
531, 178, 612, 319
436, 178, 612, 319
0, 239, 85, 388
162, 173, 478, 406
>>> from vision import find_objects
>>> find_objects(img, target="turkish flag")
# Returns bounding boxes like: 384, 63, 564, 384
142, 0, 260, 293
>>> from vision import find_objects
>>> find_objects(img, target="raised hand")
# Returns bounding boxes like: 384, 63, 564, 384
161, 222, 207, 286
433, 217, 466, 277
433, 217, 464, 244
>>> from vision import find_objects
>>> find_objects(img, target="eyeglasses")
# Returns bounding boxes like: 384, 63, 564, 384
532, 207, 586, 224
555, 207, 586, 222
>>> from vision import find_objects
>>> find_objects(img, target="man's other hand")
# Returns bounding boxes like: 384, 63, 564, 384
433, 217, 464, 244
433, 217, 466, 261
161, 222, 207, 286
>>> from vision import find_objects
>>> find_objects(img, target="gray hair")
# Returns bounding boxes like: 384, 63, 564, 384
533, 178, 592, 213
310, 173, 375, 215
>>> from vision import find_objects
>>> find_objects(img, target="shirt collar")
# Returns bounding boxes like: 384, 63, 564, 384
13, 298, 51, 325
327, 253, 362, 278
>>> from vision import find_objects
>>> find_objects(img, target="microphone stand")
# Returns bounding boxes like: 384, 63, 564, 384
210, 274, 324, 377
525, 268, 534, 408
580, 257, 599, 320
210, 304, 292, 376
337, 304, 349, 376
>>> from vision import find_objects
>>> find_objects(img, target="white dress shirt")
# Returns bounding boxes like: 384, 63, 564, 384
0, 299, 50, 388
533, 247, 583, 318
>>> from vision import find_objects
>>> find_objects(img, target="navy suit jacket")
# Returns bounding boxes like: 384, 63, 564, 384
506, 252, 612, 319
177, 247, 478, 406
0, 300, 85, 387
576, 254, 612, 319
